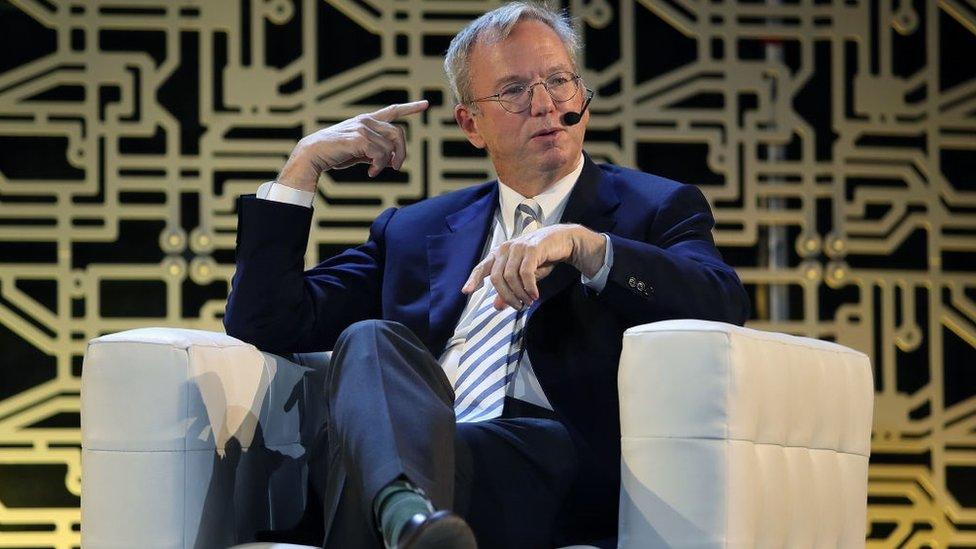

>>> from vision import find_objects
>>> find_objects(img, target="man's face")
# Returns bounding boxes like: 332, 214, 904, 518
455, 19, 588, 184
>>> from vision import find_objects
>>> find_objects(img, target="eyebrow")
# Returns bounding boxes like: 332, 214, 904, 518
491, 64, 575, 88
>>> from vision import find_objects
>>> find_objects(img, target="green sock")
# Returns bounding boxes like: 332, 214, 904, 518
373, 479, 434, 547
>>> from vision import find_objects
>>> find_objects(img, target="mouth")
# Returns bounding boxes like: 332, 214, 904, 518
531, 127, 564, 139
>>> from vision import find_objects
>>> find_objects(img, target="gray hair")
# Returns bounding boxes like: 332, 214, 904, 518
444, 1, 582, 105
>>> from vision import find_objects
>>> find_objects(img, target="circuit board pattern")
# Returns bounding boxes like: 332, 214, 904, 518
0, 0, 973, 546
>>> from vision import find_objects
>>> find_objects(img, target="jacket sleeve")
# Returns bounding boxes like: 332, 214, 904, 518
223, 195, 396, 354
595, 184, 750, 326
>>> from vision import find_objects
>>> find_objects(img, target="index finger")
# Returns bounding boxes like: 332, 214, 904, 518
462, 255, 494, 294
371, 100, 429, 122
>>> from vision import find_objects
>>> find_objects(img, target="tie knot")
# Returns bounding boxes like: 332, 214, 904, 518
514, 199, 543, 236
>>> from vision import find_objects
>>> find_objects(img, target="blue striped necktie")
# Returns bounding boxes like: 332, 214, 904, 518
454, 199, 543, 423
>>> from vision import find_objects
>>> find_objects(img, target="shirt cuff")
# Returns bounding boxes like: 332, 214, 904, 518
580, 233, 613, 293
256, 181, 314, 208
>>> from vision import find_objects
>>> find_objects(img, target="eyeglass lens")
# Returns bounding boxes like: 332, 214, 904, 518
498, 73, 579, 113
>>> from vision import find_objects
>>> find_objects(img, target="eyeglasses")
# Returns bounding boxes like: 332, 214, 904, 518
470, 72, 582, 114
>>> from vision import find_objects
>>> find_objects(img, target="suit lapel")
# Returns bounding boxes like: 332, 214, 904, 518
426, 185, 498, 353
424, 154, 619, 348
528, 153, 620, 315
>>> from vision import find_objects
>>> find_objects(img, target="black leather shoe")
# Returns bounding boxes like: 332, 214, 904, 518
396, 510, 477, 549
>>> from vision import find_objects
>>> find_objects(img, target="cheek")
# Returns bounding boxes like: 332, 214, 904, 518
568, 123, 587, 146
485, 120, 524, 152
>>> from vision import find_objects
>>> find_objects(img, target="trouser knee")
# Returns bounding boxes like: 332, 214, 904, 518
328, 319, 445, 401
335, 319, 407, 349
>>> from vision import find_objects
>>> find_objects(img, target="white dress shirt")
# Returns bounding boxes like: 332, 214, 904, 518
257, 153, 614, 410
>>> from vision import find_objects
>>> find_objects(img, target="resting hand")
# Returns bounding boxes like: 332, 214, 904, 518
461, 224, 606, 310
277, 100, 429, 192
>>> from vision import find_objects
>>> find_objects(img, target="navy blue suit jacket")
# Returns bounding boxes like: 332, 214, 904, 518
224, 153, 750, 533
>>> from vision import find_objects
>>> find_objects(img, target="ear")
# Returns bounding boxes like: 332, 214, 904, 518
455, 103, 486, 149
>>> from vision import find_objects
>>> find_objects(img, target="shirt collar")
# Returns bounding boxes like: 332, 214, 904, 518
496, 153, 585, 237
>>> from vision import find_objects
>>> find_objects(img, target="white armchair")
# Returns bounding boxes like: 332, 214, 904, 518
80, 320, 873, 548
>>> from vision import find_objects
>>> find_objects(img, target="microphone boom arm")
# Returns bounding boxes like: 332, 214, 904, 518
562, 88, 595, 126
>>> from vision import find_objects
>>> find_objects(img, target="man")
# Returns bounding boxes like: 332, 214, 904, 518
224, 2, 750, 548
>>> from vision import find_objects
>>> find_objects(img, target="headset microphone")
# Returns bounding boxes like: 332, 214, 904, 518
561, 89, 594, 126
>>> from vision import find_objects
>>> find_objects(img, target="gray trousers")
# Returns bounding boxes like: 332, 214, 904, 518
317, 319, 580, 549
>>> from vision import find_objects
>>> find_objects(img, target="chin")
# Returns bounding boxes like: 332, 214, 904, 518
533, 145, 575, 173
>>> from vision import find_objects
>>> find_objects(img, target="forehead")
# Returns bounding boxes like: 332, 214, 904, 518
468, 19, 574, 88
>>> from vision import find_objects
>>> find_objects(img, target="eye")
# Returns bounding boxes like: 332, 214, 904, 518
548, 74, 572, 86
500, 83, 527, 97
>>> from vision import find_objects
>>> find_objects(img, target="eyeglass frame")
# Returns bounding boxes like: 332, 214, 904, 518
468, 72, 584, 114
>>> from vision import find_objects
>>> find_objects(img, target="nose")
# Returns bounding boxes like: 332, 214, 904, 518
528, 82, 556, 116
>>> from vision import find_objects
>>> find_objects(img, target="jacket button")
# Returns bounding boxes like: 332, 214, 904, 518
628, 277, 637, 288
637, 281, 646, 292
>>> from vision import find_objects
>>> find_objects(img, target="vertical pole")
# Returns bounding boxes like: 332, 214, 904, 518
765, 0, 790, 322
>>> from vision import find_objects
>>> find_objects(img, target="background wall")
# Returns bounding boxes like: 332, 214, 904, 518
0, 0, 973, 546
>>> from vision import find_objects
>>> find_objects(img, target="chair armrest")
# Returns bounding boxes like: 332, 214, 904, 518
616, 319, 874, 548
81, 327, 329, 549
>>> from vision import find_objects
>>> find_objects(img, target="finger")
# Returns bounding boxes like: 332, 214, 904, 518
365, 143, 391, 177
331, 124, 390, 171
395, 125, 407, 170
535, 263, 555, 280
490, 255, 522, 310
490, 273, 520, 310
503, 244, 532, 305
520, 252, 540, 301
361, 117, 407, 170
361, 126, 395, 177
462, 256, 493, 294
371, 100, 429, 122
